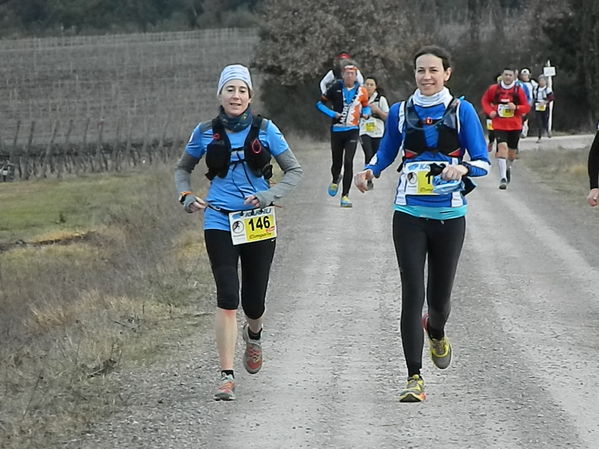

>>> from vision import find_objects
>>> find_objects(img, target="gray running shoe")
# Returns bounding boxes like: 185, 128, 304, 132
242, 324, 263, 374
214, 373, 235, 401
499, 178, 508, 190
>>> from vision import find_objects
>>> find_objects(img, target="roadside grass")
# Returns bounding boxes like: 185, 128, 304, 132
0, 172, 168, 242
0, 163, 214, 449
520, 146, 589, 203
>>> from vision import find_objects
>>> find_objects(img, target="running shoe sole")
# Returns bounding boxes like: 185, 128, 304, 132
399, 391, 426, 402
214, 390, 235, 401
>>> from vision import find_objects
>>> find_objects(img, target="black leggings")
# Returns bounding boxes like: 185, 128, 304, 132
392, 211, 465, 376
536, 110, 550, 138
330, 129, 359, 196
204, 229, 276, 319
360, 135, 381, 165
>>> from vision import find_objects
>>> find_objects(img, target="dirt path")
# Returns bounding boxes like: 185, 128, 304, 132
66, 137, 599, 449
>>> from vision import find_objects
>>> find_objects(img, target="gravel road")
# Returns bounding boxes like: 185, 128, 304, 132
65, 134, 599, 449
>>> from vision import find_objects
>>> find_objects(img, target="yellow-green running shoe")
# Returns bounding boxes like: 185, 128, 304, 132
422, 313, 452, 369
399, 374, 426, 402
340, 195, 352, 207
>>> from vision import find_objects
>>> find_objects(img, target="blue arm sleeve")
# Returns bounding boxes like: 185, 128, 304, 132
365, 102, 403, 177
316, 101, 337, 119
457, 100, 491, 177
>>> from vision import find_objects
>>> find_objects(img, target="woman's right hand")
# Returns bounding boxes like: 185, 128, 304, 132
587, 188, 599, 207
354, 169, 374, 193
183, 194, 206, 213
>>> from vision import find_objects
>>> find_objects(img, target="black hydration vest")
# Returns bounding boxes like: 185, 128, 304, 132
402, 96, 462, 159
400, 96, 476, 195
205, 115, 272, 181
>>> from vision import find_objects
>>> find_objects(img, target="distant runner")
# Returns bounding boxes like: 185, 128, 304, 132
317, 60, 371, 207
481, 66, 530, 189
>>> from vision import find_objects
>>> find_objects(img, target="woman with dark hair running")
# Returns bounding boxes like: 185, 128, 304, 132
354, 46, 490, 402
359, 76, 389, 190
174, 64, 303, 401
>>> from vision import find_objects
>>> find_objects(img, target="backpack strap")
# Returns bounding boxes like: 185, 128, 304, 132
243, 115, 273, 180
494, 83, 520, 105
243, 115, 264, 147
205, 117, 231, 180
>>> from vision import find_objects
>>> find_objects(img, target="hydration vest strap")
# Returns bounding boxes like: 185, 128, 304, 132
493, 83, 520, 105
243, 115, 273, 180
244, 115, 263, 146
205, 118, 231, 180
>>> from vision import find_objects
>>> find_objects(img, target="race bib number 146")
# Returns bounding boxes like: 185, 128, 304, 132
229, 207, 277, 245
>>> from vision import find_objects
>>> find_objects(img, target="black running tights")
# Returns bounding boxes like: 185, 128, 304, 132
392, 211, 465, 376
359, 134, 381, 166
330, 129, 359, 196
204, 229, 276, 319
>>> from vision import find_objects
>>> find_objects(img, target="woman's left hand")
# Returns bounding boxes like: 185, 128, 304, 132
441, 164, 468, 181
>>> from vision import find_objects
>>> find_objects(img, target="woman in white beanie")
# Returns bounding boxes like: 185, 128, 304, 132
175, 64, 303, 401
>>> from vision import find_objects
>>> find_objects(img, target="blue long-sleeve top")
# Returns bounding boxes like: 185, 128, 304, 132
366, 97, 490, 220
316, 83, 371, 132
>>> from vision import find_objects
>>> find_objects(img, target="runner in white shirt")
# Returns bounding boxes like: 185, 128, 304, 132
359, 76, 389, 190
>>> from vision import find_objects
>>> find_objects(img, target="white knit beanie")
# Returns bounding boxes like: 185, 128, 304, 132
217, 64, 253, 96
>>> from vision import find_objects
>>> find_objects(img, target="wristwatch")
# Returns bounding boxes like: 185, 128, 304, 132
178, 191, 193, 204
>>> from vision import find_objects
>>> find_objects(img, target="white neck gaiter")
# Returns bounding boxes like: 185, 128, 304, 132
412, 87, 453, 107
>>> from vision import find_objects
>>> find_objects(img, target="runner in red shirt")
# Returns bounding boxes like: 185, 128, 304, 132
481, 67, 530, 189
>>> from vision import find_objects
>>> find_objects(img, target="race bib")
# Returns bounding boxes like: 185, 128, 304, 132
365, 120, 376, 132
402, 161, 438, 195
229, 207, 276, 245
498, 104, 515, 118
535, 103, 546, 111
